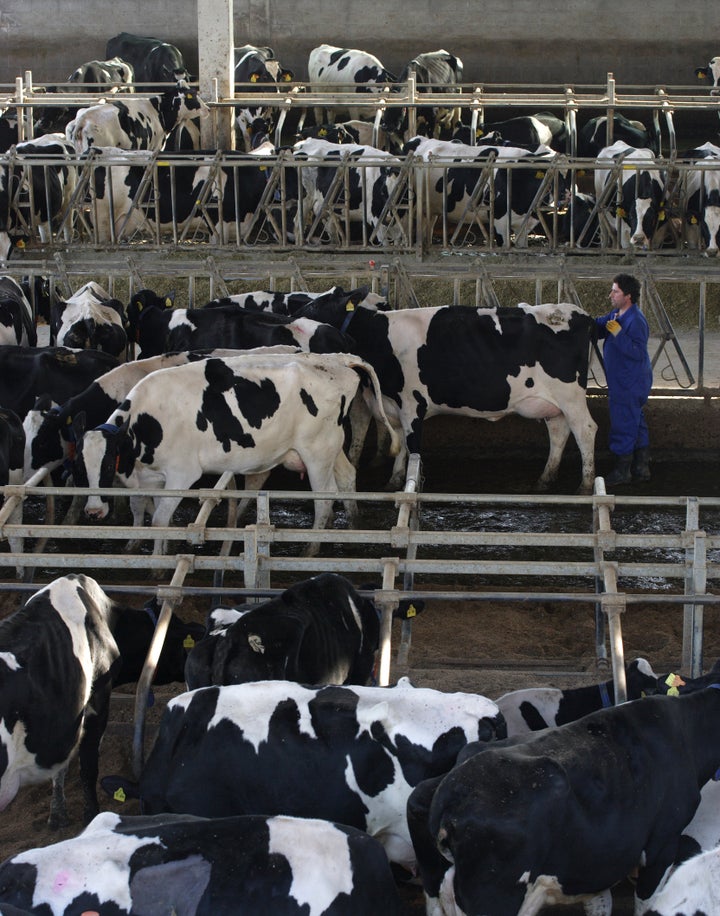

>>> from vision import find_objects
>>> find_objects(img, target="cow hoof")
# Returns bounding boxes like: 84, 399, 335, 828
47, 811, 70, 831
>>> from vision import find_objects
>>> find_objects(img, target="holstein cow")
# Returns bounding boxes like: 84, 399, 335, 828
304, 299, 598, 493
578, 113, 655, 157
203, 284, 388, 315
233, 44, 294, 151
643, 844, 720, 916
680, 141, 720, 255
105, 32, 191, 90
0, 277, 36, 346
0, 346, 118, 419
461, 111, 568, 152
408, 688, 720, 916
50, 281, 127, 355
0, 811, 403, 916
403, 135, 563, 247
696, 56, 720, 89
184, 572, 423, 689
594, 139, 666, 248
495, 656, 660, 735
292, 136, 405, 245
0, 133, 77, 260
381, 50, 464, 148
137, 678, 506, 871
0, 409, 23, 487
308, 44, 396, 125
65, 81, 207, 153
0, 111, 18, 153
126, 299, 354, 358
72, 353, 401, 556
0, 574, 203, 828
85, 141, 275, 244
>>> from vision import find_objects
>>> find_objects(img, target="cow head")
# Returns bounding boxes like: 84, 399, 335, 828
23, 395, 65, 479
125, 288, 174, 341
72, 412, 130, 519
158, 82, 209, 135
696, 57, 720, 88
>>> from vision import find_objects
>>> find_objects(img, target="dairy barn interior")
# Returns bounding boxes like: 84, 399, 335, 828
0, 2, 719, 912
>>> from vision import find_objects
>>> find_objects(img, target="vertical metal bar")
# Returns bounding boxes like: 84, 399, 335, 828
691, 531, 707, 678
683, 496, 700, 670
698, 281, 706, 390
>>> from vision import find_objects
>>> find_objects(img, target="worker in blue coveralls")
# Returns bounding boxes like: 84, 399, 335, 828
595, 273, 653, 486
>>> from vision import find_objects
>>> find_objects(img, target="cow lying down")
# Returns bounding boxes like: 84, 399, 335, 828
0, 811, 402, 916
184, 572, 424, 689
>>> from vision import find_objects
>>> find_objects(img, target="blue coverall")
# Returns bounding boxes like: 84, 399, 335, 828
595, 303, 653, 456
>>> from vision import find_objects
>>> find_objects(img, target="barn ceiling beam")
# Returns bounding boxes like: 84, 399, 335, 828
197, 0, 234, 149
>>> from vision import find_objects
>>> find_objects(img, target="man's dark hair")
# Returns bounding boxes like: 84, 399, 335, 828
613, 273, 641, 302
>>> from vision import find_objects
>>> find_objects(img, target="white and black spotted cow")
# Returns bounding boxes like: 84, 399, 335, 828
696, 56, 720, 90
137, 678, 506, 872
184, 572, 423, 689
643, 844, 720, 916
65, 81, 207, 153
233, 44, 294, 151
679, 141, 720, 255
0, 811, 403, 916
72, 352, 400, 556
594, 139, 666, 248
308, 43, 396, 126
0, 278, 35, 347
578, 113, 654, 157
51, 281, 127, 356
408, 688, 720, 916
304, 299, 598, 493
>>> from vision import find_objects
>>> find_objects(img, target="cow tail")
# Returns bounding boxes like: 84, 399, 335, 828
350, 358, 401, 457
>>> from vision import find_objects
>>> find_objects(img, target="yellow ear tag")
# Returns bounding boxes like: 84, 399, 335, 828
616, 207, 627, 218
283, 73, 292, 81
346, 303, 355, 311
136, 302, 143, 312
16, 240, 25, 249
577, 169, 586, 177
406, 603, 417, 617
691, 216, 698, 224
319, 128, 327, 137
66, 416, 72, 425
251, 73, 259, 82
165, 298, 172, 309
113, 787, 126, 803
535, 171, 544, 179
183, 635, 195, 649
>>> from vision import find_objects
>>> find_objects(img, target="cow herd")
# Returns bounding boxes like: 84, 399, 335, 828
1, 35, 720, 253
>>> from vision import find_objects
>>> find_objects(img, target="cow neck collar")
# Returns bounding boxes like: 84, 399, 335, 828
95, 422, 121, 435
340, 305, 356, 334
598, 681, 612, 708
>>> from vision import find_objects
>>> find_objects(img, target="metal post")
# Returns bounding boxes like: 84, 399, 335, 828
197, 0, 234, 149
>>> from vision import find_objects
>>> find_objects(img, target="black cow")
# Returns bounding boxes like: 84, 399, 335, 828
0, 575, 201, 828
0, 811, 403, 915
105, 32, 191, 91
578, 112, 655, 157
409, 688, 720, 916
138, 678, 506, 871
234, 44, 293, 151
0, 112, 18, 153
50, 281, 127, 355
0, 277, 36, 347
381, 49, 464, 147
0, 408, 23, 487
184, 572, 423, 689
0, 346, 118, 418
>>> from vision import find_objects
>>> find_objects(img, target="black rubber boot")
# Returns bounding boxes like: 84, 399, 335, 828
631, 447, 651, 481
605, 453, 633, 486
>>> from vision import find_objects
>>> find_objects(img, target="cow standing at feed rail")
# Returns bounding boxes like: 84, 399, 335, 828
578, 113, 655, 157
0, 277, 36, 347
0, 346, 118, 419
307, 44, 396, 126
408, 688, 720, 916
184, 572, 423, 689
0, 574, 203, 829
233, 44, 294, 152
677, 141, 720, 255
50, 281, 127, 356
381, 50, 464, 149
0, 134, 77, 260
65, 81, 207, 154
303, 299, 598, 493
696, 56, 720, 90
136, 678, 506, 871
458, 111, 568, 152
105, 32, 191, 91
495, 656, 661, 735
72, 353, 400, 556
203, 284, 389, 316
594, 140, 667, 248
0, 811, 403, 916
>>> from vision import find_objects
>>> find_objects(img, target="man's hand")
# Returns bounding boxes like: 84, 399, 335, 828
606, 319, 621, 336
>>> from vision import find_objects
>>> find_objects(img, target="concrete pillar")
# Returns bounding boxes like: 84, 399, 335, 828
197, 0, 234, 149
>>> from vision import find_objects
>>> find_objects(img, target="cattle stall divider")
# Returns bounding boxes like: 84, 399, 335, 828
1, 464, 719, 772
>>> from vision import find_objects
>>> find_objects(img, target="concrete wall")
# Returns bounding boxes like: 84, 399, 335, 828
0, 0, 716, 89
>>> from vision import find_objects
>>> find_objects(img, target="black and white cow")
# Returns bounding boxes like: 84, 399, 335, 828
594, 139, 666, 248
0, 134, 77, 260
0, 277, 36, 347
679, 141, 720, 255
127, 298, 354, 358
0, 346, 118, 419
463, 111, 568, 152
403, 135, 563, 247
381, 50, 464, 147
292, 136, 405, 244
65, 81, 207, 153
233, 44, 294, 151
304, 299, 598, 492
0, 811, 403, 916
308, 43, 396, 125
0, 409, 23, 489
495, 657, 660, 735
72, 353, 400, 555
50, 281, 127, 355
202, 284, 388, 315
184, 572, 423, 689
409, 688, 720, 916
578, 113, 655, 157
696, 56, 720, 89
0, 574, 199, 828
0, 111, 18, 153
138, 678, 506, 871
105, 32, 191, 90
643, 844, 720, 916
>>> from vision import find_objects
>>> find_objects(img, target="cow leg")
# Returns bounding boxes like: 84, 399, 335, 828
537, 415, 572, 490
126, 494, 154, 551
303, 460, 342, 557
150, 494, 185, 556
48, 767, 69, 829
384, 444, 409, 491
347, 393, 373, 467
77, 679, 113, 825
236, 471, 271, 522
333, 450, 359, 527
563, 403, 599, 494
